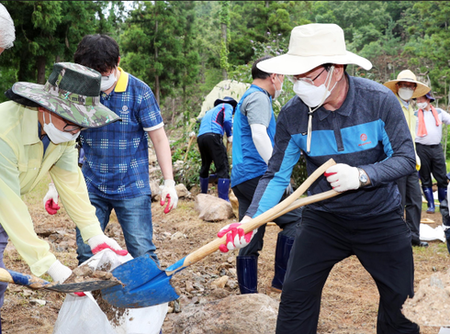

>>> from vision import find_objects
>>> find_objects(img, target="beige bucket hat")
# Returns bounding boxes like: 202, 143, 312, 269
256, 23, 372, 75
383, 70, 430, 99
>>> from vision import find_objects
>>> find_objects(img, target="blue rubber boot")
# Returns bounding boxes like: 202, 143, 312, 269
271, 234, 295, 292
422, 187, 435, 213
438, 187, 447, 203
218, 178, 230, 202
236, 256, 258, 294
200, 177, 209, 194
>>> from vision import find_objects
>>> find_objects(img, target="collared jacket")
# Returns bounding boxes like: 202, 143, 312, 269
0, 101, 102, 276
247, 75, 416, 219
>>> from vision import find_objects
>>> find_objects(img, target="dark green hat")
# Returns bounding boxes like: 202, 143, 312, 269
12, 62, 120, 128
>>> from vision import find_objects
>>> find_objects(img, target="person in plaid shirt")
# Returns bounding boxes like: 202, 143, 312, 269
73, 34, 178, 266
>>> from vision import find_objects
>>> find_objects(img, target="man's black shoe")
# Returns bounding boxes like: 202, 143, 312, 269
412, 240, 429, 247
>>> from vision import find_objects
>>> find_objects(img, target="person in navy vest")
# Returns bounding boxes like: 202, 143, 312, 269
197, 97, 236, 201
224, 56, 303, 296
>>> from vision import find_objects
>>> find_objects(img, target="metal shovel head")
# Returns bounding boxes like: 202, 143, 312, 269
101, 254, 180, 308
45, 280, 121, 293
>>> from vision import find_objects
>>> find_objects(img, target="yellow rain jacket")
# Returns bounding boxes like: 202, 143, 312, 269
0, 101, 102, 276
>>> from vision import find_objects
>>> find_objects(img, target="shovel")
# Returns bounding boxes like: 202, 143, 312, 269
102, 158, 340, 308
0, 268, 121, 293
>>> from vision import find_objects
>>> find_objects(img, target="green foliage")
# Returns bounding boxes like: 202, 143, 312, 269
171, 137, 202, 189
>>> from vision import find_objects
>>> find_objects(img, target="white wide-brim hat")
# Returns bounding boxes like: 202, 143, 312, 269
257, 23, 372, 75
383, 69, 430, 99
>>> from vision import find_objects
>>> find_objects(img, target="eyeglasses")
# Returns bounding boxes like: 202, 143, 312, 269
288, 67, 326, 85
397, 82, 417, 91
63, 122, 86, 133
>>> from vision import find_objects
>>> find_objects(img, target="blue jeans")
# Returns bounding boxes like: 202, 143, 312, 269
76, 193, 158, 265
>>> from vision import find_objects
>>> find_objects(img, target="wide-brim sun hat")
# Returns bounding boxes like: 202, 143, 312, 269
11, 62, 121, 128
256, 23, 373, 75
383, 69, 430, 99
214, 96, 238, 109
424, 92, 435, 102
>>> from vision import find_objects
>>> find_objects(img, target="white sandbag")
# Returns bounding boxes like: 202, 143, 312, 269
420, 223, 446, 243
53, 249, 167, 334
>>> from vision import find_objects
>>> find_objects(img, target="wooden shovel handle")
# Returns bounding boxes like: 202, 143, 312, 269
0, 268, 50, 289
170, 158, 337, 274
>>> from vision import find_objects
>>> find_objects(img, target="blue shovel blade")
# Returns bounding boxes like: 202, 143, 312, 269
101, 254, 181, 308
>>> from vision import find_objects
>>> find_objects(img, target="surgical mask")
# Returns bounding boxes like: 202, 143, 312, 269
398, 88, 414, 101
417, 102, 428, 110
43, 113, 80, 144
273, 76, 283, 100
101, 70, 117, 91
292, 68, 337, 108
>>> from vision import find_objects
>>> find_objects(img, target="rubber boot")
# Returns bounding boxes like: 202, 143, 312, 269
439, 198, 450, 255
218, 178, 230, 202
422, 187, 435, 213
438, 187, 447, 204
200, 177, 209, 194
271, 234, 295, 292
236, 255, 258, 294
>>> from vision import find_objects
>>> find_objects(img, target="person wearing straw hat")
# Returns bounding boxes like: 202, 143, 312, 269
414, 92, 450, 213
0, 62, 128, 323
217, 23, 420, 334
384, 70, 430, 247
0, 3, 15, 56
197, 96, 236, 201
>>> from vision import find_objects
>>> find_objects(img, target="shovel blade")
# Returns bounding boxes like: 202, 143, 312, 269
101, 254, 180, 308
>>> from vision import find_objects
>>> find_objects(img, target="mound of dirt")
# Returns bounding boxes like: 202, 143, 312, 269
402, 269, 450, 327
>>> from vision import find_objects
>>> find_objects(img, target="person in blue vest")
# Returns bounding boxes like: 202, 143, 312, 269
226, 56, 302, 295
197, 97, 236, 201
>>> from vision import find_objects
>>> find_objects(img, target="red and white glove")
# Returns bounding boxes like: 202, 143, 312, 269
324, 163, 359, 192
217, 217, 257, 253
160, 179, 178, 214
43, 182, 60, 215
88, 234, 129, 256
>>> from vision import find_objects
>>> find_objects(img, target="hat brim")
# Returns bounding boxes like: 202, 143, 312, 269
12, 82, 120, 128
256, 50, 372, 75
383, 80, 430, 99
214, 98, 238, 109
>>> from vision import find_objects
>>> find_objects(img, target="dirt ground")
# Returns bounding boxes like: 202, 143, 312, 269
2, 176, 449, 334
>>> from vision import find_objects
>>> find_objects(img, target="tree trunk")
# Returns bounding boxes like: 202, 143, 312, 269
36, 56, 46, 84
154, 19, 160, 105
221, 22, 227, 80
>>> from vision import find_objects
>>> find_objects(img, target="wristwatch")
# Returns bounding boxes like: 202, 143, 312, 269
357, 168, 370, 187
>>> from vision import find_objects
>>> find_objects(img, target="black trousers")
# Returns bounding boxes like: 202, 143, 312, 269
416, 143, 448, 188
396, 172, 422, 243
276, 208, 419, 334
232, 176, 302, 257
197, 133, 229, 179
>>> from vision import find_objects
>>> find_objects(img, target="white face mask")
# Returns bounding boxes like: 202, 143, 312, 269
417, 102, 428, 110
398, 88, 414, 101
101, 70, 117, 91
293, 67, 336, 108
43, 113, 80, 144
273, 76, 283, 100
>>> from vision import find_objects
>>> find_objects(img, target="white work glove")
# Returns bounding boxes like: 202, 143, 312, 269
227, 136, 233, 143
415, 152, 421, 171
46, 260, 72, 284
160, 179, 178, 214
217, 217, 257, 253
88, 234, 129, 256
43, 183, 60, 215
324, 163, 360, 192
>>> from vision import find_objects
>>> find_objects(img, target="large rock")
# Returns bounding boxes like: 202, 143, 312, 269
172, 294, 279, 333
195, 194, 235, 222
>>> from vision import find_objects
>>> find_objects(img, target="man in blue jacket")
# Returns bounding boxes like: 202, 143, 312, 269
197, 97, 236, 201
217, 23, 420, 334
